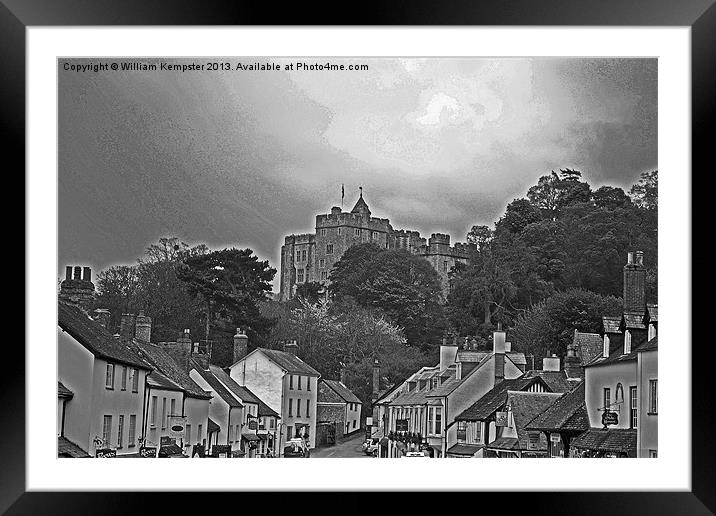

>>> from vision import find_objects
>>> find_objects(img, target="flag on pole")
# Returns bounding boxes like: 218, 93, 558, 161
341, 183, 345, 207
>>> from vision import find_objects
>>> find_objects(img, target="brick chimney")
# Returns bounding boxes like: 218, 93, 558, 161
233, 328, 248, 364
623, 251, 646, 312
372, 358, 380, 398
59, 265, 95, 312
493, 323, 506, 385
542, 354, 560, 371
119, 313, 136, 338
564, 343, 582, 380
134, 310, 152, 342
92, 308, 111, 329
283, 340, 299, 355
161, 329, 193, 372
439, 333, 459, 371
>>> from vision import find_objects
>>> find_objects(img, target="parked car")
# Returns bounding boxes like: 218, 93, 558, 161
362, 437, 379, 456
283, 438, 310, 458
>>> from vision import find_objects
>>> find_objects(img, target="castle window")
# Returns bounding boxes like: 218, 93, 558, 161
354, 228, 361, 237
301, 249, 306, 261
320, 228, 327, 236
371, 231, 377, 241
443, 261, 449, 272
297, 269, 305, 283
295, 251, 300, 262
321, 271, 328, 281
326, 244, 334, 254
337, 228, 342, 236
319, 259, 325, 268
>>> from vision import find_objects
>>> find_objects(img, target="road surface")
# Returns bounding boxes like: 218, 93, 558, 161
311, 431, 372, 458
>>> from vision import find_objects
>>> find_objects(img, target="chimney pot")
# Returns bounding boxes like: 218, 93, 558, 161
635, 250, 644, 266
233, 327, 249, 364
65, 266, 72, 280
83, 267, 92, 282
73, 266, 82, 280
134, 311, 152, 342
627, 252, 634, 265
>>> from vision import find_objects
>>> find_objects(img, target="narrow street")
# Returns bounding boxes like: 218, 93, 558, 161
311, 431, 372, 458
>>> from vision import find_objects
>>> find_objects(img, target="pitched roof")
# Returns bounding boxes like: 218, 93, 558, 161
573, 331, 604, 365
506, 391, 562, 451
252, 348, 321, 376
526, 382, 589, 432
645, 304, 658, 323
208, 366, 279, 418
191, 363, 243, 408
638, 336, 658, 352
571, 428, 637, 454
146, 370, 183, 391
523, 370, 573, 393
506, 352, 527, 366
58, 381, 74, 398
58, 436, 90, 458
58, 301, 151, 370
456, 376, 540, 421
486, 436, 519, 450
602, 316, 622, 334
584, 335, 655, 368
622, 311, 647, 330
134, 341, 211, 399
323, 379, 362, 404
351, 194, 371, 215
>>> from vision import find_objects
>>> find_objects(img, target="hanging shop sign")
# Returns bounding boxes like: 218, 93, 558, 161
396, 419, 409, 432
95, 448, 116, 458
495, 412, 508, 427
212, 444, 231, 458
139, 446, 157, 458
248, 420, 258, 430
168, 416, 187, 439
601, 410, 619, 428
527, 432, 540, 450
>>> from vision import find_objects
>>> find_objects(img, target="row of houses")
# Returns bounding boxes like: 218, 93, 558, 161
57, 265, 362, 458
371, 250, 658, 459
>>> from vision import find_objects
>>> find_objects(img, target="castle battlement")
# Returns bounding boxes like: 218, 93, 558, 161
279, 191, 472, 301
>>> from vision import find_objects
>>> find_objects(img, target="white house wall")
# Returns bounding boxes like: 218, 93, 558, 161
58, 331, 95, 453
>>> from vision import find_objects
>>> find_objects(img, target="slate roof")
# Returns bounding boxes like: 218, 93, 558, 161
639, 336, 658, 352
455, 377, 540, 421
58, 301, 151, 370
323, 379, 362, 404
602, 316, 622, 334
486, 436, 519, 450
505, 391, 562, 451
573, 331, 604, 365
58, 381, 74, 398
146, 370, 183, 392
523, 370, 573, 393
645, 304, 658, 323
351, 194, 371, 215
58, 436, 90, 458
622, 311, 647, 330
209, 366, 279, 418
584, 335, 655, 368
426, 353, 523, 399
447, 443, 484, 456
571, 428, 637, 454
507, 352, 527, 366
526, 382, 590, 432
133, 341, 211, 399
253, 348, 321, 376
191, 363, 243, 408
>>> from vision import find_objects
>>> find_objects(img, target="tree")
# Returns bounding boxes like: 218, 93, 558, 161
329, 244, 447, 353
94, 265, 141, 331
496, 198, 541, 234
593, 186, 633, 211
294, 281, 325, 305
466, 225, 493, 250
509, 289, 622, 362
177, 248, 276, 362
629, 170, 658, 210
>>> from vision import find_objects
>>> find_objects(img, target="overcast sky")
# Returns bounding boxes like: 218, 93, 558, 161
59, 57, 656, 292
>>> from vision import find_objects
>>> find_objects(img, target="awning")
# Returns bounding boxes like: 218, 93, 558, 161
207, 417, 220, 433
571, 428, 637, 454
486, 437, 519, 450
58, 436, 90, 458
447, 443, 484, 456
242, 432, 260, 442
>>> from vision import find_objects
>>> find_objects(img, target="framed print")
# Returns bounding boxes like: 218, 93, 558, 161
5, 0, 711, 513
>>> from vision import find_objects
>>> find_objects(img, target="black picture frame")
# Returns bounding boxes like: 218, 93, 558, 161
4, 0, 709, 513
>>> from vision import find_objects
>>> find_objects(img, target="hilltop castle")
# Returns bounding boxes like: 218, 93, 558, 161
279, 191, 475, 301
